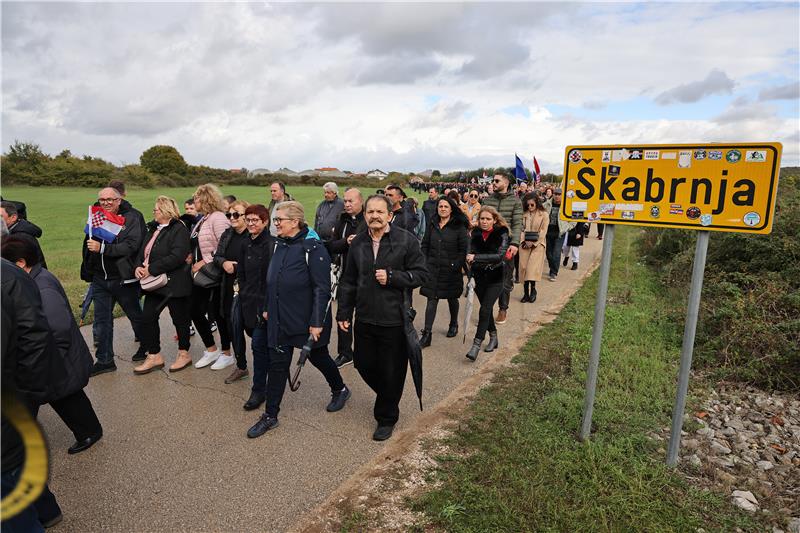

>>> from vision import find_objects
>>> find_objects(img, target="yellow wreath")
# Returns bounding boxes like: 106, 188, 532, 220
0, 392, 48, 521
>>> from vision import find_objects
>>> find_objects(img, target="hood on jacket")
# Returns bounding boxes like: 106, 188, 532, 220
10, 218, 43, 238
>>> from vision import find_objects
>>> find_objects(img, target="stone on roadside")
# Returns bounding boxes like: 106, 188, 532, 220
756, 460, 774, 471
710, 441, 732, 455
786, 517, 800, 533
687, 454, 701, 467
731, 490, 759, 512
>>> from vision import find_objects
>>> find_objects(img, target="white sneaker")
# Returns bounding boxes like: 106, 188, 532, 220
195, 350, 220, 369
210, 353, 235, 370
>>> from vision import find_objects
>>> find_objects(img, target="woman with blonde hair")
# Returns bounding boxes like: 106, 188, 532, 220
464, 206, 509, 361
189, 183, 231, 369
133, 196, 193, 373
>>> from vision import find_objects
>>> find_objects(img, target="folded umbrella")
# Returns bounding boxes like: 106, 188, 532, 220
229, 291, 246, 362
403, 289, 424, 411
461, 275, 476, 344
79, 284, 94, 326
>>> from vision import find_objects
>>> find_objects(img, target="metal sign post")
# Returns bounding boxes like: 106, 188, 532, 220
666, 230, 710, 466
578, 224, 615, 442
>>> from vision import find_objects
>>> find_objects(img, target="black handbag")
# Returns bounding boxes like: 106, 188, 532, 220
524, 231, 540, 242
193, 261, 222, 288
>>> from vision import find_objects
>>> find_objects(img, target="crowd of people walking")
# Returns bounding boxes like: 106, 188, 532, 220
1, 173, 598, 530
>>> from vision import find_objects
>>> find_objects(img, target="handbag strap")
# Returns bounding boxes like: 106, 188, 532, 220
143, 227, 163, 267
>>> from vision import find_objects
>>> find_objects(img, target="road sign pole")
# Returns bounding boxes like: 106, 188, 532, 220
666, 230, 710, 466
579, 224, 615, 442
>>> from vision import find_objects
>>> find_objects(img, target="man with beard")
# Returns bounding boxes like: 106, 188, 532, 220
326, 187, 365, 368
336, 195, 428, 441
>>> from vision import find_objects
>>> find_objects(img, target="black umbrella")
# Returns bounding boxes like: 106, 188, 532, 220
229, 291, 246, 361
403, 290, 424, 411
79, 284, 94, 326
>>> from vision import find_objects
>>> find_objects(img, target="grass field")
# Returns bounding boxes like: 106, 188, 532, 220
407, 225, 767, 532
3, 185, 425, 321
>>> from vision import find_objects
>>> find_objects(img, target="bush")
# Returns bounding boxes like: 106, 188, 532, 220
639, 170, 800, 391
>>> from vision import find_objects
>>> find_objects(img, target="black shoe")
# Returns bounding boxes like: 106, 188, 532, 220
132, 348, 147, 362
90, 361, 117, 377
247, 414, 279, 438
243, 392, 266, 411
42, 513, 63, 528
326, 386, 351, 412
372, 424, 395, 441
68, 432, 103, 455
446, 324, 458, 338
562, 256, 569, 267
419, 329, 432, 348
484, 331, 498, 352
530, 289, 537, 303
571, 263, 578, 270
521, 294, 530, 303
334, 354, 353, 368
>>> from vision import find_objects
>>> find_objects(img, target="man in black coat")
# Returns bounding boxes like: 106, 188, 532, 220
326, 187, 365, 368
421, 187, 439, 225
337, 195, 428, 441
1, 200, 47, 268
1, 258, 66, 530
385, 185, 419, 233
80, 187, 147, 375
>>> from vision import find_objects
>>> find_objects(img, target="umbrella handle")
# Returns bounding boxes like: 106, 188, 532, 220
288, 364, 303, 392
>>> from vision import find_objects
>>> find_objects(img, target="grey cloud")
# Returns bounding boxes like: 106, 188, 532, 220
712, 101, 772, 124
758, 82, 800, 101
356, 55, 441, 85
411, 101, 472, 130
459, 43, 530, 80
582, 101, 606, 110
655, 69, 735, 105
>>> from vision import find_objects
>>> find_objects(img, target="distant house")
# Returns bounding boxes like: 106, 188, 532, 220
298, 169, 320, 177
316, 167, 339, 172
229, 168, 243, 174
366, 169, 389, 180
320, 169, 348, 178
273, 167, 299, 176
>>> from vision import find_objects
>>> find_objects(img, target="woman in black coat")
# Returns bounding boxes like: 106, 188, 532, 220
419, 196, 469, 347
133, 196, 193, 374
562, 221, 590, 270
0, 235, 102, 456
465, 206, 510, 361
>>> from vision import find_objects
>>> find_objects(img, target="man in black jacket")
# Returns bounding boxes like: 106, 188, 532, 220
337, 195, 428, 441
80, 187, 147, 375
2, 258, 65, 531
1, 200, 47, 268
326, 187, 365, 368
421, 187, 438, 225
385, 185, 419, 233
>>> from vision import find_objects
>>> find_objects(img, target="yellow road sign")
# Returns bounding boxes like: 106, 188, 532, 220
560, 143, 782, 234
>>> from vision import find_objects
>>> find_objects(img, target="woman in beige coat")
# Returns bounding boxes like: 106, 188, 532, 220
518, 193, 548, 302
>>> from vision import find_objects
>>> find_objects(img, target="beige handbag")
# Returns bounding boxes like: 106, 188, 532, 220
140, 273, 167, 292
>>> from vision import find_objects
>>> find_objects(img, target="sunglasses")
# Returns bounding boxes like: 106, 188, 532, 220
470, 194, 478, 198
226, 212, 243, 220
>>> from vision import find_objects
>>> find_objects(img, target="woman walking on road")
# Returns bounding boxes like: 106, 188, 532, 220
208, 200, 251, 379
132, 196, 193, 374
419, 197, 469, 347
247, 201, 350, 438
518, 193, 548, 303
465, 206, 509, 361
189, 184, 231, 369
562, 221, 590, 271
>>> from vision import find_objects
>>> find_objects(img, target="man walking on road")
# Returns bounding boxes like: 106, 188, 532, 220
81, 187, 146, 375
326, 187, 365, 368
481, 172, 522, 324
545, 189, 574, 281
385, 185, 419, 233
337, 195, 428, 441
314, 182, 344, 241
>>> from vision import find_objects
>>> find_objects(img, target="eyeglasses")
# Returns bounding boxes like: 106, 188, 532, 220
273, 217, 296, 224
492, 179, 503, 184
98, 198, 120, 203
469, 194, 478, 198
226, 212, 243, 220
245, 218, 263, 225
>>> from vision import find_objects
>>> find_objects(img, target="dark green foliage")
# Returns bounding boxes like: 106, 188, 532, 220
139, 145, 188, 175
639, 170, 800, 391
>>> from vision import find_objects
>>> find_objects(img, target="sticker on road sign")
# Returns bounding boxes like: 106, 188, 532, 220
569, 150, 582, 163
602, 150, 611, 162
621, 211, 635, 220
566, 190, 575, 198
561, 142, 782, 233
587, 212, 600, 221
572, 201, 588, 210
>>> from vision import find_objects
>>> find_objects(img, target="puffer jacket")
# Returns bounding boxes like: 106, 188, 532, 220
266, 227, 332, 349
337, 226, 428, 327
481, 191, 523, 247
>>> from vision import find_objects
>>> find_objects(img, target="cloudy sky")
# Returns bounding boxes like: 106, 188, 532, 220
2, 2, 798, 174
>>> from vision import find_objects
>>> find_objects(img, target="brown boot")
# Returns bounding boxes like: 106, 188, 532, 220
134, 354, 165, 375
224, 367, 249, 384
169, 351, 193, 372
495, 309, 508, 324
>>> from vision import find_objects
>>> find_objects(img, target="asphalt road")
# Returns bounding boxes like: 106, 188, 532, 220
39, 237, 602, 532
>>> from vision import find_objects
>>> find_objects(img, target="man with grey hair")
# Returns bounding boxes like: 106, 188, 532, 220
314, 182, 344, 241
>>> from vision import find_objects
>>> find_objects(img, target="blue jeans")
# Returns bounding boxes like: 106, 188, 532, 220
92, 278, 144, 364
1, 467, 46, 533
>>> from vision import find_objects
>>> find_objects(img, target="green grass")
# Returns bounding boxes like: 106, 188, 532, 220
412, 226, 767, 532
2, 185, 425, 321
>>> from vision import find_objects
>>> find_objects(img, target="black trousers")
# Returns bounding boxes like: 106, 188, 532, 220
190, 285, 230, 349
497, 257, 514, 310
474, 281, 503, 341
353, 322, 407, 426
423, 297, 459, 331
263, 344, 345, 418
337, 323, 353, 359
33, 390, 102, 442
596, 223, 605, 238
141, 294, 191, 354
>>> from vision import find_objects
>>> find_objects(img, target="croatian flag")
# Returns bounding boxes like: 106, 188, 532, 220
85, 206, 125, 243
532, 156, 541, 184
514, 154, 528, 185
